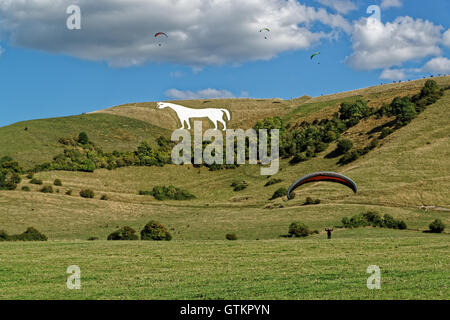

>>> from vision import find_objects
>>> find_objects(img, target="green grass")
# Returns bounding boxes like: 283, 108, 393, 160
0, 229, 448, 299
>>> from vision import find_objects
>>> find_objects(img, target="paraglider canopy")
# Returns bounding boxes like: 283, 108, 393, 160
154, 32, 168, 46
154, 32, 168, 38
259, 28, 270, 39
310, 52, 320, 60
287, 172, 357, 200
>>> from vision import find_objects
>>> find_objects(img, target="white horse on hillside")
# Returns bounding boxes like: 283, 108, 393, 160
157, 102, 231, 131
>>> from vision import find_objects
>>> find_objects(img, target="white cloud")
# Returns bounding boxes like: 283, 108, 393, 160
381, 0, 403, 9
443, 29, 450, 47
165, 88, 237, 100
347, 16, 443, 70
315, 0, 357, 14
380, 68, 407, 80
422, 57, 450, 73
0, 0, 351, 67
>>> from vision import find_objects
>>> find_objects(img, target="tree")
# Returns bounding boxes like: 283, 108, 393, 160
339, 99, 370, 121
429, 219, 445, 233
78, 132, 89, 145
336, 139, 353, 155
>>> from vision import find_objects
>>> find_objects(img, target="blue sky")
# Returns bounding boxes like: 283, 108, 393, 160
0, 0, 449, 127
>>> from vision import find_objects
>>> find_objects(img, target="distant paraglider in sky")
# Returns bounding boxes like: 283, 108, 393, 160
259, 28, 270, 39
311, 52, 321, 64
287, 172, 357, 200
154, 32, 168, 46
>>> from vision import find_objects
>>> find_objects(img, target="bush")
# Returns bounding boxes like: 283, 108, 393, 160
338, 150, 360, 165
363, 211, 383, 227
77, 132, 89, 145
304, 197, 320, 205
226, 233, 238, 241
429, 219, 445, 233
270, 187, 287, 200
0, 230, 9, 241
339, 99, 370, 121
26, 173, 34, 179
342, 212, 407, 230
397, 220, 407, 230
66, 189, 72, 196
80, 189, 95, 199
30, 178, 43, 185
107, 226, 139, 240
9, 227, 48, 241
265, 178, 282, 187
380, 127, 393, 139
288, 222, 311, 238
231, 180, 248, 192
100, 194, 109, 201
140, 186, 195, 201
336, 139, 353, 155
382, 214, 397, 228
140, 221, 172, 241
88, 237, 99, 241
40, 185, 54, 193
54, 179, 62, 186
21, 186, 30, 192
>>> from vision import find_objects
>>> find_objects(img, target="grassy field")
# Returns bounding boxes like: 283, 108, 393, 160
0, 77, 449, 299
0, 229, 448, 300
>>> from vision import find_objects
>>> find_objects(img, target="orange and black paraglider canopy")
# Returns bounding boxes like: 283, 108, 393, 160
287, 172, 357, 200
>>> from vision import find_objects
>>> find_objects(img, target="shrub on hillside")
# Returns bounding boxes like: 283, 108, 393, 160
139, 186, 195, 201
336, 139, 353, 155
338, 150, 360, 165
26, 173, 34, 179
231, 180, 248, 192
66, 189, 72, 196
100, 194, 109, 201
429, 219, 445, 233
303, 197, 321, 205
88, 236, 99, 241
140, 221, 172, 241
265, 178, 283, 187
363, 211, 383, 227
40, 185, 54, 193
54, 179, 62, 186
8, 227, 48, 241
77, 132, 89, 145
107, 226, 139, 240
270, 187, 287, 200
339, 99, 370, 121
30, 178, 43, 185
288, 222, 311, 238
21, 186, 30, 192
80, 189, 95, 199
226, 233, 238, 241
379, 127, 393, 139
0, 230, 9, 241
342, 212, 407, 230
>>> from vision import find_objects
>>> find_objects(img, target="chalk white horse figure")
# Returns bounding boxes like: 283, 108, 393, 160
157, 102, 231, 131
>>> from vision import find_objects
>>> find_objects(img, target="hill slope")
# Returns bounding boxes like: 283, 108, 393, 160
0, 77, 448, 240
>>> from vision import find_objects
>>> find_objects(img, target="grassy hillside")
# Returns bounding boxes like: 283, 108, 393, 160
0, 77, 449, 299
0, 113, 171, 168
